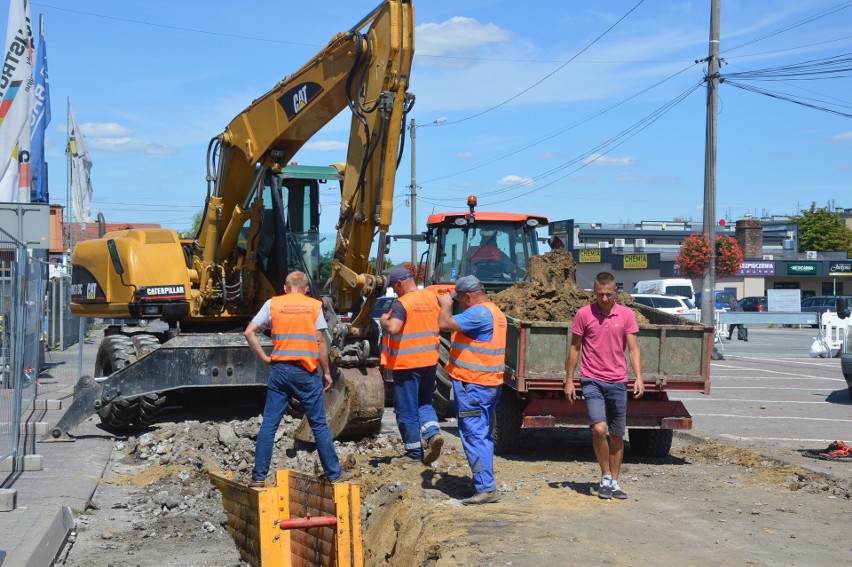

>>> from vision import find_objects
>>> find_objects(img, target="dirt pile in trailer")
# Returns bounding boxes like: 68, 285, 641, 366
491, 248, 648, 323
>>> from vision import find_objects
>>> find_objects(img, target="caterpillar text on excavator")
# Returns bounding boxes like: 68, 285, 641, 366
46, 0, 415, 442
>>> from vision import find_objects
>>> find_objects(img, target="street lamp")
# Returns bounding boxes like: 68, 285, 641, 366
409, 117, 446, 265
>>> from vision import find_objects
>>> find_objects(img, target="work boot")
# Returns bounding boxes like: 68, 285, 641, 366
330, 470, 356, 484
462, 490, 501, 505
248, 479, 265, 488
422, 433, 444, 465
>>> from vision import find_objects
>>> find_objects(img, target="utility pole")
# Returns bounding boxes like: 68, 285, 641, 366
409, 118, 417, 266
700, 0, 721, 327
408, 117, 446, 266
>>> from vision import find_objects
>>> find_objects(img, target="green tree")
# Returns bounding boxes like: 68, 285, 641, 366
318, 249, 334, 283
792, 203, 852, 253
179, 210, 204, 238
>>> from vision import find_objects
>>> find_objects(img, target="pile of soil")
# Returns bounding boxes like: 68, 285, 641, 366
491, 248, 647, 323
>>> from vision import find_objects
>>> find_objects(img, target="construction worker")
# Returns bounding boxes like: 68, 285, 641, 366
380, 266, 444, 465
244, 271, 351, 486
437, 275, 507, 505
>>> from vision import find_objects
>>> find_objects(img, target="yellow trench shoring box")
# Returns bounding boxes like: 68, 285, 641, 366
210, 470, 362, 567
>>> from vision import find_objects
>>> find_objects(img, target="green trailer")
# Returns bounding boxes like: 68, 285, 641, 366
492, 305, 713, 457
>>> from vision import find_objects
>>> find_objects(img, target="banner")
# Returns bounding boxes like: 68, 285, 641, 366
30, 13, 49, 202
68, 102, 93, 222
0, 0, 34, 202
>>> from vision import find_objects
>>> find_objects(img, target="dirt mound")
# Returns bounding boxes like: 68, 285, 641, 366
492, 249, 647, 323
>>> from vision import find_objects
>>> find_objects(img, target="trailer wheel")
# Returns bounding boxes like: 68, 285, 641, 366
628, 428, 673, 457
95, 335, 138, 430
492, 387, 524, 455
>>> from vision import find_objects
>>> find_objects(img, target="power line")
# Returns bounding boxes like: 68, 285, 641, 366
722, 80, 852, 118
721, 0, 852, 55
418, 80, 704, 207
33, 2, 317, 46
420, 62, 698, 186
443, 0, 647, 126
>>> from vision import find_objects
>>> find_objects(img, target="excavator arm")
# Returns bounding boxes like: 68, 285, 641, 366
196, 0, 414, 328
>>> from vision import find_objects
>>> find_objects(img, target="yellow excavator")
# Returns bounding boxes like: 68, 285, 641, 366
47, 0, 414, 441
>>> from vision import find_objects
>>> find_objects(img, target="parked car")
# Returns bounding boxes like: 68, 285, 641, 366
738, 296, 767, 312
694, 290, 739, 310
369, 296, 397, 320
801, 295, 852, 327
630, 294, 700, 319
369, 295, 397, 339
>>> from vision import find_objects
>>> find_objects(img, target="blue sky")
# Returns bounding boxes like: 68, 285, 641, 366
13, 0, 852, 262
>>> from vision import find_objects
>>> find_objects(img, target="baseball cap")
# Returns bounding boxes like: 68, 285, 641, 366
387, 267, 414, 284
451, 275, 484, 298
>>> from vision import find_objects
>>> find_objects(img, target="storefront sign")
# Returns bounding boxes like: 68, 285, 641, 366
786, 262, 818, 276
579, 249, 601, 263
829, 262, 852, 276
738, 260, 775, 276
623, 254, 648, 269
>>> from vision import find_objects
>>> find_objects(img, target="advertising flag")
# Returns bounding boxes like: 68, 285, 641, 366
30, 14, 49, 202
68, 102, 93, 223
0, 0, 34, 202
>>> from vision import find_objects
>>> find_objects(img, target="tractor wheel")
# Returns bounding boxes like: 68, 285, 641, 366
433, 364, 454, 419
492, 387, 524, 455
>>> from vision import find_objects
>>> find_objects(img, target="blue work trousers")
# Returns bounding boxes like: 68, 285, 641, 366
252, 362, 341, 482
392, 366, 441, 460
453, 379, 501, 493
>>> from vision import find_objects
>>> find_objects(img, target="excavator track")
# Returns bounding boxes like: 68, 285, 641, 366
292, 366, 385, 442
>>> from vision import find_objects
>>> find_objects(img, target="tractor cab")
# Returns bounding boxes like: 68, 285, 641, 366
423, 197, 548, 291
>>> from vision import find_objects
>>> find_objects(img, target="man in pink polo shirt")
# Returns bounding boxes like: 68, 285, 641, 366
565, 271, 644, 500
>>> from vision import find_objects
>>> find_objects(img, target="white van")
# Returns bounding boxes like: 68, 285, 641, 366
632, 278, 694, 300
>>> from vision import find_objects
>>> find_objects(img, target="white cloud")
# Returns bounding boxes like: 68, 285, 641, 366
583, 153, 637, 167
497, 174, 533, 187
831, 131, 852, 142
88, 137, 173, 155
454, 152, 476, 160
303, 140, 347, 152
58, 121, 173, 154
416, 17, 512, 67
80, 122, 132, 137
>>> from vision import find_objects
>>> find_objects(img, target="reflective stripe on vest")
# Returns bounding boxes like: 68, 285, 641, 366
381, 289, 440, 370
270, 294, 321, 372
446, 301, 507, 386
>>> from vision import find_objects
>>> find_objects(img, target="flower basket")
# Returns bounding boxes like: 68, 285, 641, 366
676, 233, 744, 279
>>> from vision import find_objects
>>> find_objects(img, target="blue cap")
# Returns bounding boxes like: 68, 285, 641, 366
387, 267, 414, 284
451, 275, 484, 298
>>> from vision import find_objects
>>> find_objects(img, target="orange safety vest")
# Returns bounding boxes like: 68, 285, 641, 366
381, 289, 440, 370
269, 293, 321, 372
446, 301, 507, 386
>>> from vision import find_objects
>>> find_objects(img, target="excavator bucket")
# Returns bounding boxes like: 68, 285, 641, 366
292, 366, 385, 442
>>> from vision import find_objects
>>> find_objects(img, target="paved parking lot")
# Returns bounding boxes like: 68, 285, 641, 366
671, 327, 851, 480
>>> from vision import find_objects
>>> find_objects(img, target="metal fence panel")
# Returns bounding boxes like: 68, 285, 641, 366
0, 228, 24, 462
1, 229, 86, 463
